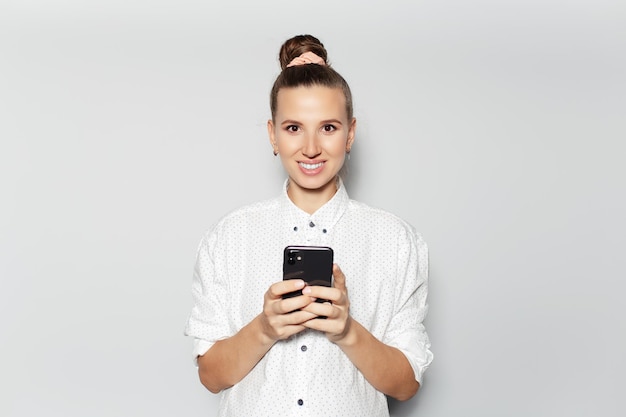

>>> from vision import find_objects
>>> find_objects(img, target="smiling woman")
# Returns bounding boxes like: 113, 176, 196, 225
184, 34, 433, 417
268, 85, 356, 214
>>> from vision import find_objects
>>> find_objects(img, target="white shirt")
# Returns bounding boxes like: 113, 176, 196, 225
185, 178, 433, 417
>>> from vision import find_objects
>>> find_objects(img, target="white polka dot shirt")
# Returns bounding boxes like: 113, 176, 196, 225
184, 178, 433, 417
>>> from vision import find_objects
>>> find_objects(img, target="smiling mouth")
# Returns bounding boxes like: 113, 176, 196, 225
299, 162, 324, 170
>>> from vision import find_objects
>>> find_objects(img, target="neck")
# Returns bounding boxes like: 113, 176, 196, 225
287, 177, 338, 214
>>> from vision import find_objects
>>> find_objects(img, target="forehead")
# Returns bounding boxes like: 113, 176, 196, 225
275, 86, 347, 121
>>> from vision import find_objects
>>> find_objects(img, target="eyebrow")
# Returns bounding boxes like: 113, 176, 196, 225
321, 119, 344, 125
280, 119, 344, 126
280, 120, 301, 126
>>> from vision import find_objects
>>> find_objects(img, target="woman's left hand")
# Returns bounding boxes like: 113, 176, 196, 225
301, 263, 353, 344
303, 263, 420, 400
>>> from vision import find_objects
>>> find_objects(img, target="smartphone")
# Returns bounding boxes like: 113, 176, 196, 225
282, 245, 334, 301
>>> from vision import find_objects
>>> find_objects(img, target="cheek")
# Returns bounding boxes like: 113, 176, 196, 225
328, 137, 349, 154
276, 137, 298, 152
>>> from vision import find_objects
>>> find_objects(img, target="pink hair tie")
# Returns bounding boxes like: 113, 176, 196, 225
286, 51, 326, 68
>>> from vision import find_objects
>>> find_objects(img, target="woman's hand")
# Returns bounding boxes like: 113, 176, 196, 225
300, 264, 419, 400
259, 279, 318, 343
301, 264, 353, 344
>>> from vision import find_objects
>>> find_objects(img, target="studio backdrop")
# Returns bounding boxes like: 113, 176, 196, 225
1, 1, 624, 416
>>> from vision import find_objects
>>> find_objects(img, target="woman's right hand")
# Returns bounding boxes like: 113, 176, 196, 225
259, 279, 317, 343
197, 279, 316, 393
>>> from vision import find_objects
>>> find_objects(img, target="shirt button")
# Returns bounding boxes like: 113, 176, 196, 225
297, 399, 304, 406
300, 345, 307, 352
293, 226, 298, 231
309, 221, 315, 227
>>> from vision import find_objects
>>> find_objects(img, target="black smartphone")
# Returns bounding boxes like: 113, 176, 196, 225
282, 245, 334, 301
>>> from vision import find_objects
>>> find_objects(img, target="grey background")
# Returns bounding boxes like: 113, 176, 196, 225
1, 1, 624, 416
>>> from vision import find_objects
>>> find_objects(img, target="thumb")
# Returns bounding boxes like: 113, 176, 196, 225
332, 264, 347, 291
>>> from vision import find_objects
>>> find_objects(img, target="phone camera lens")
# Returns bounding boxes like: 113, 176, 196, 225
288, 256, 295, 265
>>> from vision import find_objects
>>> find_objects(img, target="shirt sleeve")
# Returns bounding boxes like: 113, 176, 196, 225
382, 224, 434, 384
184, 228, 232, 365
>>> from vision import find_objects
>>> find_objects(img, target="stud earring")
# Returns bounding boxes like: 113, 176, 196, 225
273, 150, 278, 156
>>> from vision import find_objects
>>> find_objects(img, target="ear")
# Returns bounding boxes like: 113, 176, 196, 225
346, 117, 357, 153
267, 119, 278, 154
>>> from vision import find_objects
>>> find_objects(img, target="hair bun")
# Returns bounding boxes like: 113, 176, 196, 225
279, 34, 329, 70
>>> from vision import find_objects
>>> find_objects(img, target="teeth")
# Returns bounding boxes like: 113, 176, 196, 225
300, 162, 323, 170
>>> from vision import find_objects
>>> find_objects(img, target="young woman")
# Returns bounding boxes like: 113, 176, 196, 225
185, 34, 433, 417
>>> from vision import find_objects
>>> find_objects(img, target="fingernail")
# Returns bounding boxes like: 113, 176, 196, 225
302, 286, 311, 294
295, 280, 305, 288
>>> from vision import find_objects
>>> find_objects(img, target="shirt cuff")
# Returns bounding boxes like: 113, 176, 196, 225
389, 332, 433, 385
192, 338, 215, 367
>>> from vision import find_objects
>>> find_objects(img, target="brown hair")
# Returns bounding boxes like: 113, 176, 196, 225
270, 34, 353, 121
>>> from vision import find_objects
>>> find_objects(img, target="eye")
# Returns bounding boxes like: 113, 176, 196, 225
322, 124, 337, 133
285, 125, 299, 133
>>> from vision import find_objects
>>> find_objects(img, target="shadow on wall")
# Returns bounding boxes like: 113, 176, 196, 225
388, 394, 421, 417
339, 134, 363, 196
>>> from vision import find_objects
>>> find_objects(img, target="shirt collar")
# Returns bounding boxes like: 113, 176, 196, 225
280, 177, 350, 236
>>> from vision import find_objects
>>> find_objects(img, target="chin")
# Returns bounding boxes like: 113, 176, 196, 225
298, 176, 337, 191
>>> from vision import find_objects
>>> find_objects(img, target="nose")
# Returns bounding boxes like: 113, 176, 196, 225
301, 132, 321, 159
